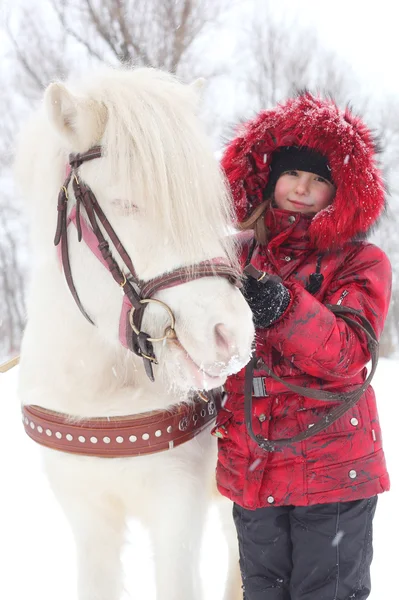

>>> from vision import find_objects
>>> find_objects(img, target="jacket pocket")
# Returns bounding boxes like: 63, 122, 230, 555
296, 401, 362, 436
307, 450, 385, 494
211, 408, 233, 440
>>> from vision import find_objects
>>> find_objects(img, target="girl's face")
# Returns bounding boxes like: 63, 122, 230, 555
273, 170, 335, 215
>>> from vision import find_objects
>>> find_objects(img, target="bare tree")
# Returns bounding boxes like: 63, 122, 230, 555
241, 5, 355, 112
5, 0, 237, 99
0, 194, 27, 360
0, 78, 28, 362
367, 98, 399, 356
49, 0, 229, 74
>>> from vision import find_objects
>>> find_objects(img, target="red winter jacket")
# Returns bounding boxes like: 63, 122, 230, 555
213, 209, 391, 509
216, 93, 392, 509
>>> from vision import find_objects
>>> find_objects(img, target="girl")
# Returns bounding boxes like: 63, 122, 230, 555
213, 93, 392, 599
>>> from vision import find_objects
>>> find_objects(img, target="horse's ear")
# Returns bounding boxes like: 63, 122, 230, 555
44, 82, 107, 151
190, 78, 206, 96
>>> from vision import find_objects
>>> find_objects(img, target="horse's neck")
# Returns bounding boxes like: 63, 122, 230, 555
20, 275, 176, 418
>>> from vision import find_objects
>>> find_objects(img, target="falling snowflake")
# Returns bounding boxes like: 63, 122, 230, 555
332, 530, 344, 547
249, 458, 262, 471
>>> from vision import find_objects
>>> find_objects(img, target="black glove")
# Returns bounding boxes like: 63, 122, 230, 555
242, 265, 291, 328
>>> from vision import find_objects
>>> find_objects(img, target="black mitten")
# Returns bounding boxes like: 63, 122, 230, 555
242, 265, 291, 328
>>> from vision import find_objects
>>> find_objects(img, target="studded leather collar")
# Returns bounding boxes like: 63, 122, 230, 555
22, 392, 221, 458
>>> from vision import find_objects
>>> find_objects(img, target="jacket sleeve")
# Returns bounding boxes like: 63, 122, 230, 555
263, 244, 392, 381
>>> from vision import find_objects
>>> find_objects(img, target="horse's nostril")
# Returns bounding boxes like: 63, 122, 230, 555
214, 323, 235, 356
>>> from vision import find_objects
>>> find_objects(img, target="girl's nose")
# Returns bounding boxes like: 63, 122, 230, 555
295, 177, 310, 195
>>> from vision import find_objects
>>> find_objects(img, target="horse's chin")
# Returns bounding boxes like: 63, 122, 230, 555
160, 338, 228, 393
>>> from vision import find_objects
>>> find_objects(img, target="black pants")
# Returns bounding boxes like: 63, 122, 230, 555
233, 497, 377, 600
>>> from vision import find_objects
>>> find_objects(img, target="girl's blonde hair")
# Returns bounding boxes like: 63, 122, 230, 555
236, 196, 275, 245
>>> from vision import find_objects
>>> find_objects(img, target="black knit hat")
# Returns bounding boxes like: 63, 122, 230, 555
263, 146, 333, 199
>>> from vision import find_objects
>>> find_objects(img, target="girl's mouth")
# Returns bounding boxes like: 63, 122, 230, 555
289, 199, 312, 208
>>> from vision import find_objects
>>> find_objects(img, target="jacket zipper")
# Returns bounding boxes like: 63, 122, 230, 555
337, 289, 349, 305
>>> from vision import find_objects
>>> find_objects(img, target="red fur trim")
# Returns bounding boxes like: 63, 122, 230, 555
222, 93, 385, 250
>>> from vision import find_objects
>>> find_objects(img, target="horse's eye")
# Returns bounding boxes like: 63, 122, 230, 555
111, 200, 139, 215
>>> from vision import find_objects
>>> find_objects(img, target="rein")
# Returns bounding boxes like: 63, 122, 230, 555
55, 145, 242, 382
242, 263, 380, 451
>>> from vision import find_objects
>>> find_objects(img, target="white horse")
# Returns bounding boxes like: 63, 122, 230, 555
15, 66, 254, 600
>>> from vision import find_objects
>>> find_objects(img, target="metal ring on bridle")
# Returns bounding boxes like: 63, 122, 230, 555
128, 298, 176, 343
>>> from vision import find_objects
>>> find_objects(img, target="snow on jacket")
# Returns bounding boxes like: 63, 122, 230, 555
214, 93, 392, 509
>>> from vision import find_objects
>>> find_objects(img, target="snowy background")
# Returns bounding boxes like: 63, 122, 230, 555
1, 0, 399, 598
1, 359, 397, 599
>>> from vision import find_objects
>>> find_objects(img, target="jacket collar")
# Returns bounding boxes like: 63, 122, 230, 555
265, 208, 314, 250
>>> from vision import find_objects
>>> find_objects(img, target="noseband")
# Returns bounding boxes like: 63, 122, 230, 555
55, 146, 242, 381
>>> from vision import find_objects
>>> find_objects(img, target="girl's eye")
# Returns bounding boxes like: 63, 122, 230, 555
315, 176, 328, 184
284, 170, 298, 176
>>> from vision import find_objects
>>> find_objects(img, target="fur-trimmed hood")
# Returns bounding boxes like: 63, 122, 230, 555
221, 92, 386, 250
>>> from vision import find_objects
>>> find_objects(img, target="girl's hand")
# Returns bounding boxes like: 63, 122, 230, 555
241, 270, 291, 328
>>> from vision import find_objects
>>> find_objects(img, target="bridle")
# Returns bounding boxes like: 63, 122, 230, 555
55, 146, 242, 382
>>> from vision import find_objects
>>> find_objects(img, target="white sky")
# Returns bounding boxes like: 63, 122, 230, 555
2, 0, 399, 100
277, 0, 399, 98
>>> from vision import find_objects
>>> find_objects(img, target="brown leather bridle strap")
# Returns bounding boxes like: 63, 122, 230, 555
244, 305, 379, 451
140, 260, 242, 299
69, 146, 102, 169
71, 177, 142, 310
54, 145, 242, 382
65, 165, 159, 379
68, 146, 138, 281
54, 172, 95, 324
57, 148, 242, 311
76, 180, 138, 279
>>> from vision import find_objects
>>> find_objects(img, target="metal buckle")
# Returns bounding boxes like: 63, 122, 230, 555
129, 298, 176, 343
252, 377, 267, 397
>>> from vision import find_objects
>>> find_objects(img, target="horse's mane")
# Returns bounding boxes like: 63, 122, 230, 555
101, 68, 239, 267
16, 66, 239, 270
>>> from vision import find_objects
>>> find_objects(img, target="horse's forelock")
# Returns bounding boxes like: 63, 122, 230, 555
86, 68, 239, 269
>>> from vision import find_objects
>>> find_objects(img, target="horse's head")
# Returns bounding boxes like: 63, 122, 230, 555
17, 67, 254, 393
